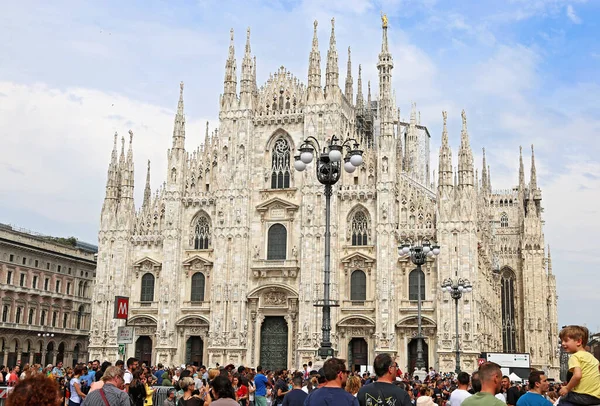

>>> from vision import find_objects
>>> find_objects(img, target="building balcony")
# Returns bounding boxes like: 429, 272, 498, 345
398, 299, 435, 312
251, 259, 299, 279
180, 301, 211, 312
340, 300, 376, 312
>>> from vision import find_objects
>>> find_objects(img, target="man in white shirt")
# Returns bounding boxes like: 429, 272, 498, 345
495, 376, 511, 403
123, 357, 139, 390
449, 372, 472, 406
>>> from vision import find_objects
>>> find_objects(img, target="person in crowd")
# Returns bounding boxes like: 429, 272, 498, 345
128, 370, 148, 406
82, 366, 131, 406
155, 363, 165, 385
7, 365, 20, 386
357, 354, 411, 406
434, 379, 450, 405
516, 371, 553, 406
448, 372, 472, 406
234, 374, 249, 406
254, 365, 270, 406
282, 374, 307, 406
462, 363, 505, 406
345, 375, 362, 397
162, 368, 174, 386
145, 373, 155, 406
507, 379, 522, 406
211, 375, 243, 405
470, 372, 482, 395
247, 371, 256, 406
52, 361, 64, 378
163, 388, 177, 406
417, 386, 436, 406
558, 325, 600, 406
178, 376, 205, 406
6, 374, 61, 406
94, 361, 112, 384
124, 357, 139, 391
304, 357, 358, 406
496, 376, 511, 403
274, 370, 289, 406
69, 364, 87, 406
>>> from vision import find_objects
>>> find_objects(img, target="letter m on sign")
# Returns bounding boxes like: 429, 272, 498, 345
114, 296, 129, 320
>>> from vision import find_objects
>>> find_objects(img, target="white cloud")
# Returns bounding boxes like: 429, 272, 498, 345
566, 4, 582, 23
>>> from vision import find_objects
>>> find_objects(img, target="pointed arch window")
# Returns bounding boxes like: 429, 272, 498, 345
194, 215, 211, 250
501, 213, 508, 228
141, 273, 155, 302
409, 268, 426, 301
52, 311, 58, 327
267, 224, 287, 260
271, 139, 291, 189
1, 305, 8, 322
76, 305, 84, 330
501, 268, 517, 353
351, 211, 369, 246
28, 309, 34, 324
15, 307, 22, 324
41, 310, 47, 326
350, 270, 367, 301
191, 273, 206, 302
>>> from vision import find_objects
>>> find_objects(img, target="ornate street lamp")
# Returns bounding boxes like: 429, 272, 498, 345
398, 241, 440, 376
440, 278, 472, 374
295, 134, 364, 359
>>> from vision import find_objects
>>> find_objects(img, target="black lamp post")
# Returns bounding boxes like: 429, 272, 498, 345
441, 278, 472, 374
294, 134, 364, 359
398, 241, 440, 374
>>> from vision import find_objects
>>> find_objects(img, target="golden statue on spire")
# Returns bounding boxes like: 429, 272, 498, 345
381, 12, 388, 28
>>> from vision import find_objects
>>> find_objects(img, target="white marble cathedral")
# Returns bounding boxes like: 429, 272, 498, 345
89, 16, 559, 377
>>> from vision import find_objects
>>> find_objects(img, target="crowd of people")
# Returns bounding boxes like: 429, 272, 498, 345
1, 325, 598, 406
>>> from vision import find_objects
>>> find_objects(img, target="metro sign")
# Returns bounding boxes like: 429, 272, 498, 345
113, 296, 129, 320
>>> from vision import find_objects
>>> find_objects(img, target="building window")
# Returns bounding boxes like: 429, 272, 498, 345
408, 268, 426, 301
9, 254, 14, 262
15, 308, 21, 324
194, 214, 211, 250
191, 273, 206, 302
55, 280, 61, 293
1, 305, 8, 322
140, 273, 155, 302
57, 265, 61, 272
76, 306, 84, 329
19, 274, 25, 287
44, 278, 49, 291
33, 275, 38, 289
501, 268, 517, 353
351, 210, 369, 246
28, 309, 34, 324
350, 270, 367, 301
41, 310, 47, 325
52, 311, 58, 327
35, 259, 38, 267
47, 262, 50, 270
63, 314, 68, 328
66, 282, 71, 295
267, 224, 287, 260
6, 271, 12, 284
270, 138, 291, 189
501, 213, 509, 228
22, 257, 27, 265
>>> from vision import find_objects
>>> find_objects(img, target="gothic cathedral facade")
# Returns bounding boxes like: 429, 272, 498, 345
89, 18, 559, 377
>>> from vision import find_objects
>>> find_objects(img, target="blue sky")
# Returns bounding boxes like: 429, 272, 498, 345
1, 0, 599, 331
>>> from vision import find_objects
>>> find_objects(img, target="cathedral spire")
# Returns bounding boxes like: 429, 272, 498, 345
367, 81, 372, 113
530, 144, 538, 192
307, 20, 322, 100
518, 146, 525, 193
547, 245, 553, 274
488, 165, 492, 191
172, 81, 186, 150
104, 132, 119, 201
345, 46, 353, 102
120, 130, 135, 201
481, 148, 488, 192
325, 18, 339, 97
240, 27, 255, 106
143, 159, 151, 209
222, 28, 238, 109
438, 111, 453, 188
457, 109, 474, 187
356, 64, 364, 110
377, 13, 394, 137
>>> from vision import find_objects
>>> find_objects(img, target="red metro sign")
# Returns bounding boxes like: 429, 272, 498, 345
113, 296, 129, 320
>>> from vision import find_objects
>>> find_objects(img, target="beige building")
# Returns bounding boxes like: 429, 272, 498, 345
0, 224, 96, 368
89, 17, 559, 377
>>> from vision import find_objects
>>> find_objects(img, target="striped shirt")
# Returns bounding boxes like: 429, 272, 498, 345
81, 382, 131, 406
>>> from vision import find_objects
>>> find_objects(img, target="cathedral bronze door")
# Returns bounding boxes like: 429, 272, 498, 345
407, 338, 429, 374
260, 316, 288, 371
135, 336, 152, 366
348, 338, 368, 372
186, 336, 204, 366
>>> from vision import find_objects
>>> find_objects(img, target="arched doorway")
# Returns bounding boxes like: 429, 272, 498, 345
7, 339, 18, 368
407, 338, 429, 374
260, 316, 288, 371
45, 342, 55, 366
135, 336, 152, 366
21, 341, 32, 365
348, 338, 368, 372
73, 344, 80, 367
34, 342, 43, 364
185, 336, 204, 366
56, 342, 65, 364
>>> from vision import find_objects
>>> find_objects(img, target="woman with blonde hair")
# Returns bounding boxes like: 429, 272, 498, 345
345, 375, 362, 396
